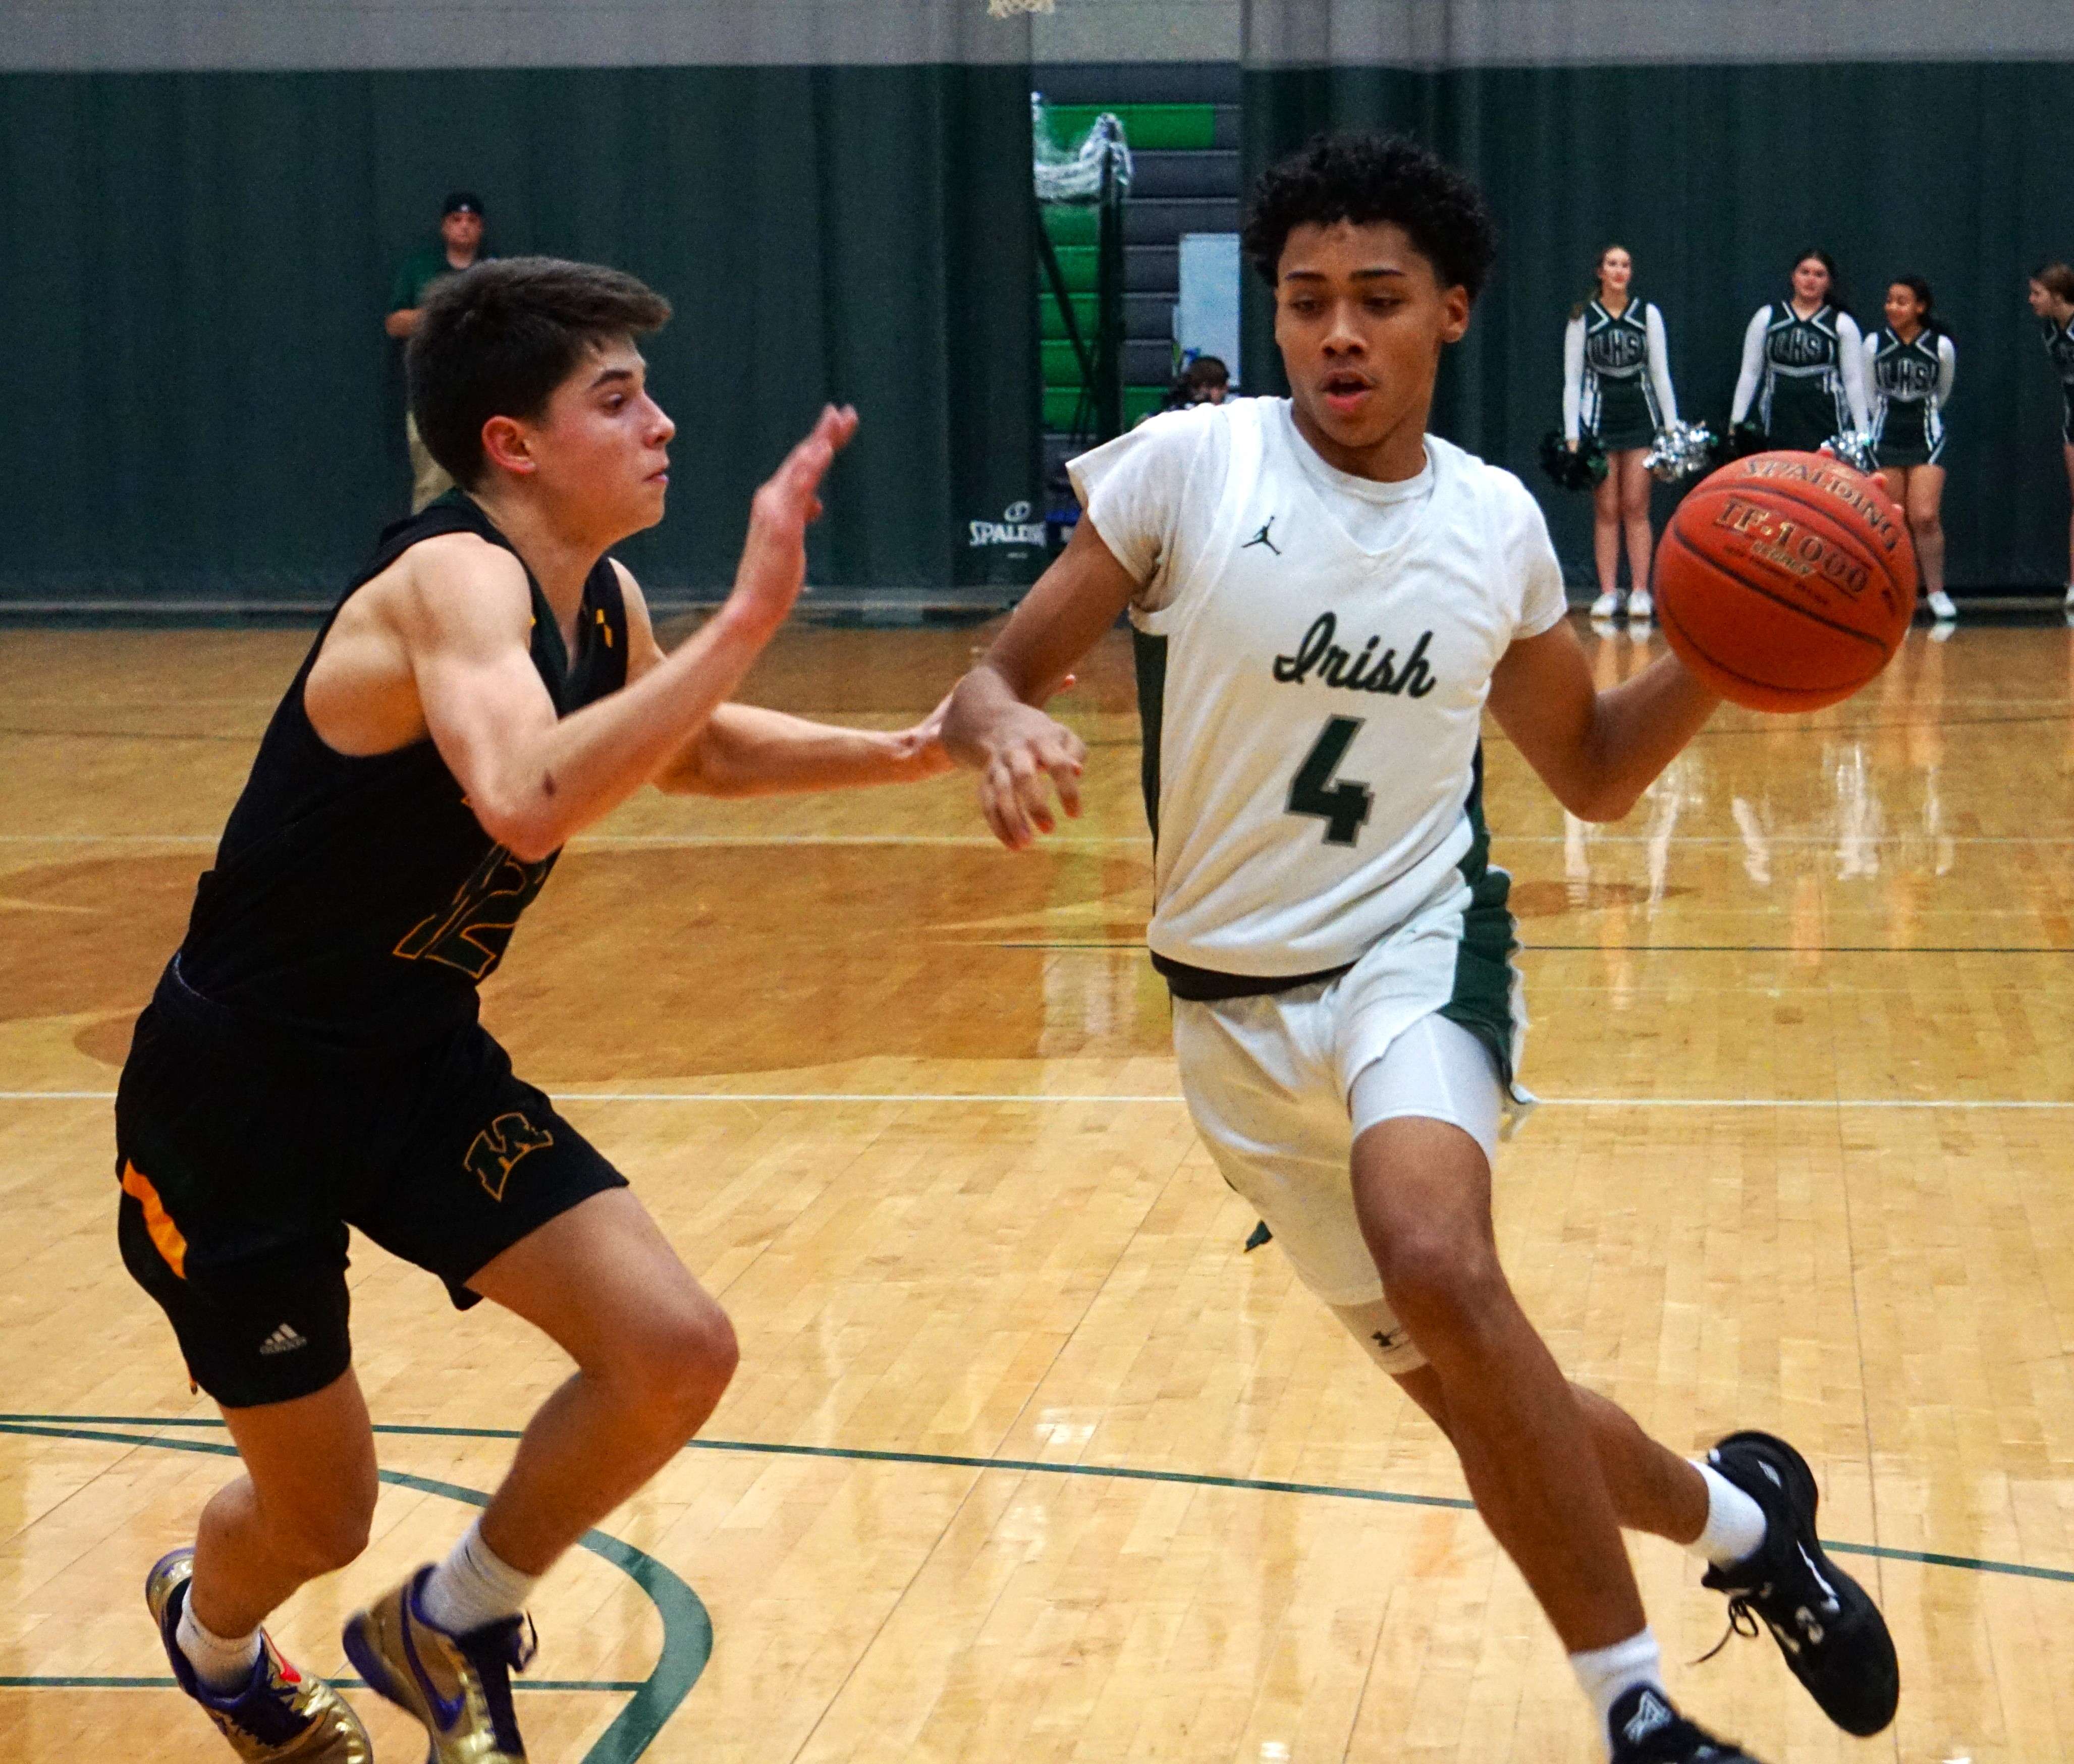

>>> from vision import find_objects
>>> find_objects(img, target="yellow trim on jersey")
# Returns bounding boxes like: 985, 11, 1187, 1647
121, 1161, 188, 1279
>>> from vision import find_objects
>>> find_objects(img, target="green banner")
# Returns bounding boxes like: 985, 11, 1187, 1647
1242, 59, 2074, 588
0, 63, 1041, 604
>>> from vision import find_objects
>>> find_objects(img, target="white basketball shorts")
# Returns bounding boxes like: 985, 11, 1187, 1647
1171, 876, 1532, 1372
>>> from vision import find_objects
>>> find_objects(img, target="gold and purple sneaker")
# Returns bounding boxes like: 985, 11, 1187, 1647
145, 1548, 372, 1762
342, 1565, 536, 1762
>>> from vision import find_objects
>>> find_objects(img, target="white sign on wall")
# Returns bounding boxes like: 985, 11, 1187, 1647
1176, 231, 1241, 387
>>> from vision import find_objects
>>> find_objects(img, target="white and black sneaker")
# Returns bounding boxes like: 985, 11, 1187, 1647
1606, 1686, 1761, 1762
1700, 1431, 1899, 1736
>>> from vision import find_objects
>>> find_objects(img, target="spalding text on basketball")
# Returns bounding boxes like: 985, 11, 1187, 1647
1734, 458, 1903, 555
1272, 613, 1437, 698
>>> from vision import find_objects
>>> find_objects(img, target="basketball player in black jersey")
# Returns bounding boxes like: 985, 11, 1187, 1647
2028, 262, 2074, 605
121, 258, 950, 1764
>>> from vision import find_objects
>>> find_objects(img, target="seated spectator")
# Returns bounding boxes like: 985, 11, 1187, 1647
1164, 354, 1231, 412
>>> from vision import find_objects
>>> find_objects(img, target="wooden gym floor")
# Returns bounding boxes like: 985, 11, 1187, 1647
2, 613, 2071, 1763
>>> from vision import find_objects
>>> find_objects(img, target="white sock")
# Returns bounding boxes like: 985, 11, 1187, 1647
176, 1593, 262, 1695
1692, 1460, 1769, 1567
417, 1520, 538, 1636
1570, 1627, 1665, 1757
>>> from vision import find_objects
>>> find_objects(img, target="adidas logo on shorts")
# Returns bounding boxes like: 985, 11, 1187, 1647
258, 1323, 308, 1357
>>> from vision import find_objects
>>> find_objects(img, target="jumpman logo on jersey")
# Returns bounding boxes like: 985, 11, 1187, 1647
1243, 517, 1282, 555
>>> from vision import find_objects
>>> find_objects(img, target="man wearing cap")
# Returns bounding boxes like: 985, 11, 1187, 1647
384, 192, 489, 511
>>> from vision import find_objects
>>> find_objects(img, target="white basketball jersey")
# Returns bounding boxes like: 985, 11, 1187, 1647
1071, 397, 1567, 978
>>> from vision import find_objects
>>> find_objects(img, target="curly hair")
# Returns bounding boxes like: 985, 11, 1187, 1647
1240, 133, 1498, 302
1886, 273, 1944, 337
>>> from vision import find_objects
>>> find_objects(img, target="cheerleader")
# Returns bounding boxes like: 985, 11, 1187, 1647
1563, 244, 1679, 620
2028, 262, 2074, 606
1865, 275, 1957, 621
1730, 249, 1871, 453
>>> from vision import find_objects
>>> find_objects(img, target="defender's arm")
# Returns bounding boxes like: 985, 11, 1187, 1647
403, 406, 856, 859
619, 572, 952, 796
662, 701, 951, 796
1486, 619, 1719, 823
944, 514, 1140, 849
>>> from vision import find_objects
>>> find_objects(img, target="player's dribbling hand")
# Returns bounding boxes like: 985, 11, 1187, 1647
730, 404, 859, 636
977, 704, 1086, 850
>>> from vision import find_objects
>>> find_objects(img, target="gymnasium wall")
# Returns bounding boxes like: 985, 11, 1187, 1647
0, 2, 1041, 605
1240, 3, 2074, 588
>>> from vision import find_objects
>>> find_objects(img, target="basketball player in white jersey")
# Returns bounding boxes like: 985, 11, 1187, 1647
946, 134, 1897, 1764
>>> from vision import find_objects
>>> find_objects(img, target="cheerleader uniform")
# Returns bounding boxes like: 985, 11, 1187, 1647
1731, 301, 1871, 452
1562, 297, 1679, 451
2044, 312, 2074, 444
1864, 326, 1955, 467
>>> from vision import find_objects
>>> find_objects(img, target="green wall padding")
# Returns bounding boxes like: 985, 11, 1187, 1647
1044, 103, 1217, 151
1242, 60, 2074, 588
0, 62, 1041, 603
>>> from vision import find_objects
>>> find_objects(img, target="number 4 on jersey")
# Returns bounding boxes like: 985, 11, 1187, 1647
1287, 715, 1374, 846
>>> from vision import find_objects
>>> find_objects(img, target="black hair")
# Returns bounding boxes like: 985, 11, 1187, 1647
1161, 355, 1232, 413
1570, 241, 1631, 322
409, 256, 672, 487
1886, 273, 1943, 336
2034, 261, 2074, 305
1241, 132, 1497, 302
1789, 247, 1848, 318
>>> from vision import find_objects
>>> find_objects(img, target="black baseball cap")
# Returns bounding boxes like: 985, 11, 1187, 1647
442, 191, 485, 217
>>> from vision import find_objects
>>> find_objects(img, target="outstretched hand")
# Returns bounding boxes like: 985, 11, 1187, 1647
730, 405, 859, 637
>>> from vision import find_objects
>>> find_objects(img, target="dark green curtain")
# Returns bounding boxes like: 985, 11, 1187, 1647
1242, 61, 2074, 588
0, 64, 1040, 604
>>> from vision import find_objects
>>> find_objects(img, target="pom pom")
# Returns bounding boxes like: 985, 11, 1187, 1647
1818, 430, 1879, 474
1539, 429, 1607, 493
1643, 421, 1717, 484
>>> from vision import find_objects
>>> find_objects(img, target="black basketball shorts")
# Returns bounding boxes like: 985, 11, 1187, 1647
114, 962, 626, 1408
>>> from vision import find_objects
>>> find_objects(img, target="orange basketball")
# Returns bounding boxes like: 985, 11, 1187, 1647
1653, 452, 1917, 712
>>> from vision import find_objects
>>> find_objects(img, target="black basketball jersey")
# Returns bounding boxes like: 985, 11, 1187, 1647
176, 492, 630, 1045
2043, 314, 2074, 387
1765, 302, 1843, 374
1869, 327, 1943, 402
1581, 297, 1652, 378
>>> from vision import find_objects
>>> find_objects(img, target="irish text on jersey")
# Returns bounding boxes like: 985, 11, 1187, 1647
1272, 613, 1437, 698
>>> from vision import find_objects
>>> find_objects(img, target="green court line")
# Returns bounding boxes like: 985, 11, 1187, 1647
5, 1414, 2069, 1589
0, 1421, 709, 1764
